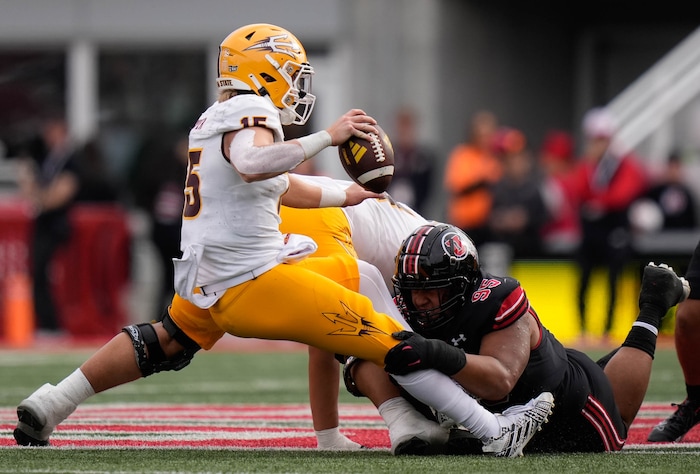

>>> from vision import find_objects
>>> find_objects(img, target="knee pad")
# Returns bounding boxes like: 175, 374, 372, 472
122, 323, 165, 377
122, 315, 200, 377
342, 356, 366, 398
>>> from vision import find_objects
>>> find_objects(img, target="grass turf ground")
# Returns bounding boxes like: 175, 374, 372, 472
1, 343, 698, 473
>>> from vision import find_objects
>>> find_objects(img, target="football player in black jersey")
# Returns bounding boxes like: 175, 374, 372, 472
346, 222, 690, 453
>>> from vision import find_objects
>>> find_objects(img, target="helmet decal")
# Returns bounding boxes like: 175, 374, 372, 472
244, 34, 302, 59
441, 231, 468, 260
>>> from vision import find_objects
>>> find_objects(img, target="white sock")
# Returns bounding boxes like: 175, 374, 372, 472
315, 426, 363, 450
392, 370, 500, 440
377, 397, 414, 428
55, 369, 95, 406
357, 260, 409, 328
27, 369, 96, 438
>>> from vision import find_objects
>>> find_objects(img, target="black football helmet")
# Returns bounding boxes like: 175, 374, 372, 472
392, 223, 480, 337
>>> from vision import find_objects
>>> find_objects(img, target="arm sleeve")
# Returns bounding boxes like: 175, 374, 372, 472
229, 128, 307, 175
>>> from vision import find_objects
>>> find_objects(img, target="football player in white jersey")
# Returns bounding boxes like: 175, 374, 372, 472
14, 23, 553, 456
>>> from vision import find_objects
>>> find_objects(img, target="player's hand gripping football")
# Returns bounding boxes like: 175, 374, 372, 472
384, 331, 466, 376
342, 182, 384, 206
326, 109, 378, 145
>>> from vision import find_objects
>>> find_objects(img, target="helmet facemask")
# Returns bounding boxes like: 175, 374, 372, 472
394, 276, 470, 337
273, 58, 315, 125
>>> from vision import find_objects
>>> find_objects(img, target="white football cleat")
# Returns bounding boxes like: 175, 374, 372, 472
482, 392, 554, 457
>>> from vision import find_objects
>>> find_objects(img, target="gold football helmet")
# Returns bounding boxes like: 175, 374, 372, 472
217, 23, 316, 125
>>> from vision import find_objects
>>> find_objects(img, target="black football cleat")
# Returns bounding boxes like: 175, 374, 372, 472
648, 399, 700, 442
638, 263, 690, 313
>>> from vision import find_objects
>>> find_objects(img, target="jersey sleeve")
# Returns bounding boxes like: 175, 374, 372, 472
472, 276, 531, 331
193, 95, 284, 142
493, 284, 530, 330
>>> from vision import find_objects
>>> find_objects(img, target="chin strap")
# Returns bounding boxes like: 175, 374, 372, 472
248, 73, 269, 98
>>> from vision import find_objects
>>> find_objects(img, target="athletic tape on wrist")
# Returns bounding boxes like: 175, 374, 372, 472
297, 130, 332, 159
319, 186, 346, 208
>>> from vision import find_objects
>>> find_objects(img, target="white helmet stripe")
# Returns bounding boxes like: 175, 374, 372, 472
401, 225, 432, 276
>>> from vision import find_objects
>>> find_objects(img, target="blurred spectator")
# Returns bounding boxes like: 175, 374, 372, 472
16, 115, 81, 336
74, 139, 120, 203
132, 133, 188, 308
538, 130, 580, 254
561, 107, 649, 343
628, 150, 698, 233
488, 127, 549, 261
444, 110, 501, 246
386, 106, 437, 214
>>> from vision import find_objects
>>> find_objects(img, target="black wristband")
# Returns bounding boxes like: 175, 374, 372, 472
430, 340, 467, 376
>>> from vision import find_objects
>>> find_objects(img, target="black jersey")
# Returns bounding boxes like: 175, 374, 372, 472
433, 270, 627, 452
440, 271, 568, 407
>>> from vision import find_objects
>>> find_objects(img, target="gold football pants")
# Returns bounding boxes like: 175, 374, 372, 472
169, 206, 402, 366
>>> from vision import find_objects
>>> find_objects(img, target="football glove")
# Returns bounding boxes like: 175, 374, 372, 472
384, 330, 466, 376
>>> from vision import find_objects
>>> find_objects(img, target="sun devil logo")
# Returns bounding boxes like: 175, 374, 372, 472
441, 232, 467, 260
244, 34, 302, 59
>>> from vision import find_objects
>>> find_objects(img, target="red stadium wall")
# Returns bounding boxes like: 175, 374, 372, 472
0, 200, 130, 343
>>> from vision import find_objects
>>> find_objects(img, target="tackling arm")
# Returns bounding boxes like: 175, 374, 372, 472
451, 316, 533, 401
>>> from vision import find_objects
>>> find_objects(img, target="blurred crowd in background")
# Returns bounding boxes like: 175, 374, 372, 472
441, 107, 698, 345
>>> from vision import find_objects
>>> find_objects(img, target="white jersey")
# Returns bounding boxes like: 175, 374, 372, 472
345, 197, 428, 291
293, 175, 429, 290
181, 95, 287, 288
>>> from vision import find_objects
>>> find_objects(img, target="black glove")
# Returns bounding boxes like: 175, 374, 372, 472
384, 330, 466, 376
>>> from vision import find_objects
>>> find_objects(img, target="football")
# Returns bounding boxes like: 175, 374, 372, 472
338, 125, 395, 193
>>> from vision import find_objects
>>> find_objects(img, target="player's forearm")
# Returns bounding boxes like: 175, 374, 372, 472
452, 354, 517, 401
229, 128, 309, 181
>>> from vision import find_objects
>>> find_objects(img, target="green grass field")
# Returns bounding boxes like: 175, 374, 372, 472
1, 344, 698, 473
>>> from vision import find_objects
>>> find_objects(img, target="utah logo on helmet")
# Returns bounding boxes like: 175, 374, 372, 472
216, 23, 316, 126
442, 231, 468, 260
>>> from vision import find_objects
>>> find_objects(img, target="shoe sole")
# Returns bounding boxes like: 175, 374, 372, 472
393, 436, 432, 455
647, 432, 683, 443
445, 429, 484, 455
13, 427, 49, 447
14, 405, 50, 446
642, 263, 690, 307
